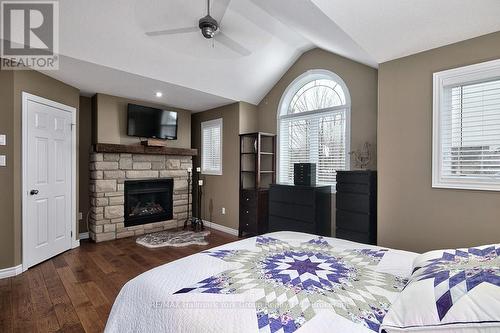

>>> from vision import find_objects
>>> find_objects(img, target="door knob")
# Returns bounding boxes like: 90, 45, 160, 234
30, 189, 39, 195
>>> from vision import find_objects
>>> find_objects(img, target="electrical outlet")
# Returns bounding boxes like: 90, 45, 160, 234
0, 134, 5, 146
0, 155, 5, 167
78, 212, 83, 220
221, 207, 226, 215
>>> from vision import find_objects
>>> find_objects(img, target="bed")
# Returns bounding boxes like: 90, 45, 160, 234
105, 231, 417, 332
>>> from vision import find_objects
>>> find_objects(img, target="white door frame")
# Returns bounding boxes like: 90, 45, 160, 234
22, 92, 79, 272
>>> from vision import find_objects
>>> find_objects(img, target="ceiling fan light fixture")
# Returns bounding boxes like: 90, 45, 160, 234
199, 15, 218, 39
201, 26, 215, 39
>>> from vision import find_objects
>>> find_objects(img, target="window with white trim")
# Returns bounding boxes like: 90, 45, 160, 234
201, 118, 223, 175
278, 70, 350, 187
433, 59, 500, 191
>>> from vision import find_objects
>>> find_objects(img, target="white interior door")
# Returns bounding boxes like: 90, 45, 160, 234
23, 93, 75, 269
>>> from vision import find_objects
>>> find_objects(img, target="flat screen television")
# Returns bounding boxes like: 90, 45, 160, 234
127, 103, 178, 140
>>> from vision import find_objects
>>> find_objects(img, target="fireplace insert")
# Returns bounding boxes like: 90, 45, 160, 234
124, 179, 173, 227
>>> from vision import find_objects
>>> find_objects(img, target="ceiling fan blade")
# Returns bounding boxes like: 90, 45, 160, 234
216, 32, 251, 56
146, 26, 198, 37
211, 0, 231, 22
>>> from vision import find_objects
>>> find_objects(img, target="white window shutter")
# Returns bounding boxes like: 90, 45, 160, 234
201, 118, 223, 175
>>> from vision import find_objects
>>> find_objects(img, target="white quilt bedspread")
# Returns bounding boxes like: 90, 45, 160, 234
105, 231, 418, 333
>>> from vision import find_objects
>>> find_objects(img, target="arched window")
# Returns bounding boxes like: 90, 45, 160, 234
278, 69, 350, 186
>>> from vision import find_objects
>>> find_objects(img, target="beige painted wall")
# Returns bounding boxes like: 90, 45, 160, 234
191, 103, 241, 230
378, 31, 500, 253
0, 69, 80, 269
239, 102, 259, 134
257, 48, 378, 169
79, 96, 92, 233
0, 70, 14, 269
94, 93, 191, 148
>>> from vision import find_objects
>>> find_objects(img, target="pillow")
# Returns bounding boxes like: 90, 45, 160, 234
380, 244, 500, 332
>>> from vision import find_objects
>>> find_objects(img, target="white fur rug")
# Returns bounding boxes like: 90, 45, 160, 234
136, 230, 210, 248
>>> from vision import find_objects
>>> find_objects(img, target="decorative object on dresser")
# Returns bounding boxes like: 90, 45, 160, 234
349, 142, 372, 169
239, 132, 276, 237
335, 170, 377, 245
268, 184, 331, 236
294, 163, 316, 186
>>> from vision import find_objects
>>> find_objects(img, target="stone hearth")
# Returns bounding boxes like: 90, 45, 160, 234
89, 151, 192, 242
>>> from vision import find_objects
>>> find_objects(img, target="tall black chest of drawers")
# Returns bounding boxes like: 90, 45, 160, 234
239, 189, 269, 237
268, 184, 331, 236
335, 171, 377, 245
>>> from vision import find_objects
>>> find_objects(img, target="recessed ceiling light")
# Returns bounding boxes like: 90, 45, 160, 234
155, 92, 163, 98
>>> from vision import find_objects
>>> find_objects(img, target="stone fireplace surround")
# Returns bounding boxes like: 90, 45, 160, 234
89, 144, 195, 242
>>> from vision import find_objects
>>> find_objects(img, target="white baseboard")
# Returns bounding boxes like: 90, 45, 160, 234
79, 232, 89, 240
72, 239, 80, 249
203, 220, 238, 236
0, 264, 23, 279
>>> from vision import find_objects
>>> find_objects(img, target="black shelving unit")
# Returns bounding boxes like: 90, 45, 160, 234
238, 132, 276, 237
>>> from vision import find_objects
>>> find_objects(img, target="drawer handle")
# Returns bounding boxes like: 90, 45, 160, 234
246, 198, 249, 201
245, 223, 249, 226
245, 210, 249, 214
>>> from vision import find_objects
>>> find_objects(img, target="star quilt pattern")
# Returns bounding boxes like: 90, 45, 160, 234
413, 245, 500, 320
174, 236, 407, 333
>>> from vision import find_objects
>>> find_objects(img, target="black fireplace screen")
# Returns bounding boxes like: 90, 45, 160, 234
124, 179, 173, 227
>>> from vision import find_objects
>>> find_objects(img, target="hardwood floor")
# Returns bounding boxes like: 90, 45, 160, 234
0, 229, 238, 333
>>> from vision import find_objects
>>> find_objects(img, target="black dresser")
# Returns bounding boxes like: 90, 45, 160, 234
268, 184, 331, 236
335, 170, 377, 245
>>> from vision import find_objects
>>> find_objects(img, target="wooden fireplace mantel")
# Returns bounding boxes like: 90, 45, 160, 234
93, 143, 197, 156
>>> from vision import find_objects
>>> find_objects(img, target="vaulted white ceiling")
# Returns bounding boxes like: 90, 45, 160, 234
311, 0, 500, 63
41, 0, 500, 111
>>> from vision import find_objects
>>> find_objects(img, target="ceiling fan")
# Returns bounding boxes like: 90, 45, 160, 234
145, 0, 251, 56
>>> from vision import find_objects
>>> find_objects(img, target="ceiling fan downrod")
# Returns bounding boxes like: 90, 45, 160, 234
199, 0, 219, 39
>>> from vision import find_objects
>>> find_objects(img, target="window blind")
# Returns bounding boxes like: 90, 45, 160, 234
440, 79, 500, 179
201, 118, 222, 175
279, 108, 347, 186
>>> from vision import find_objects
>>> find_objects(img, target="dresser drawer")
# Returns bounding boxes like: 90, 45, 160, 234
336, 229, 372, 245
241, 192, 256, 202
240, 206, 257, 222
336, 210, 371, 233
336, 192, 370, 213
240, 212, 257, 234
269, 201, 314, 223
269, 186, 314, 206
269, 215, 315, 234
240, 190, 257, 207
336, 172, 371, 185
336, 182, 370, 194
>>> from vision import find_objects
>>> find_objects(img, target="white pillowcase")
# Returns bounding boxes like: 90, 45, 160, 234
380, 244, 500, 333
